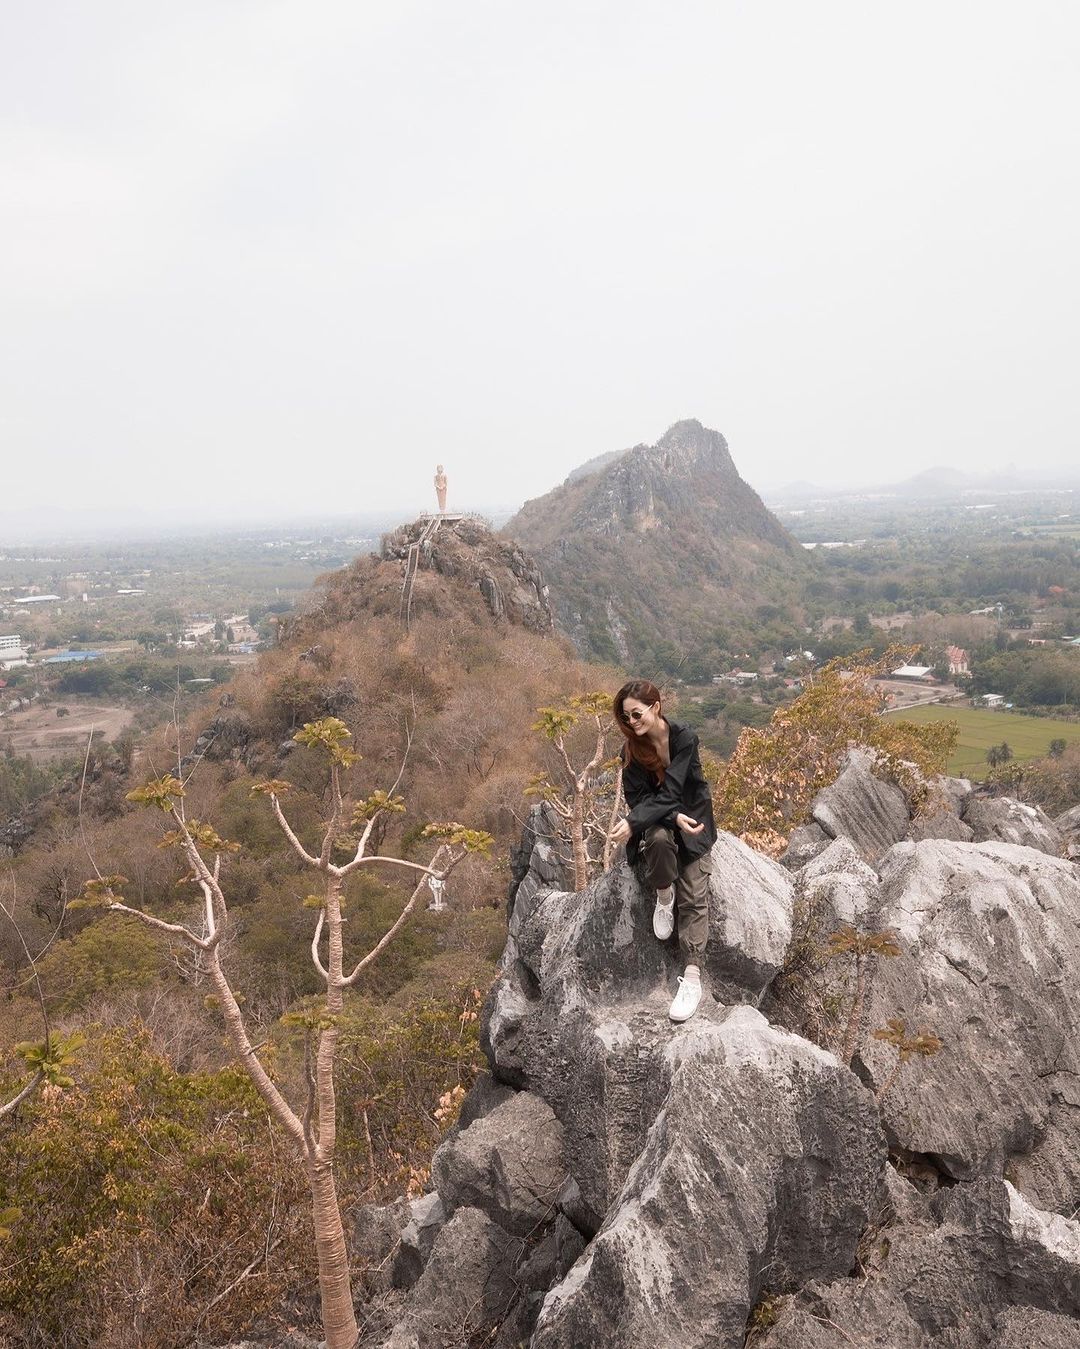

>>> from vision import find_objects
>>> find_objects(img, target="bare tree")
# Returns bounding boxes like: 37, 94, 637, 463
77, 716, 492, 1349
528, 692, 620, 891
1, 872, 81, 1119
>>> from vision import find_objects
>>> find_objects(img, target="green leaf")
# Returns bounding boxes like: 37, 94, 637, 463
126, 776, 185, 811
421, 822, 495, 855
293, 717, 361, 767
352, 790, 406, 823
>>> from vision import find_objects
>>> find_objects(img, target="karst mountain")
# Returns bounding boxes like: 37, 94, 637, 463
505, 419, 809, 668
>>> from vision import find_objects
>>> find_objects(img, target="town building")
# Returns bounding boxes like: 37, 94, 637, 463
0, 638, 29, 671
945, 645, 969, 675
980, 693, 1006, 708
890, 664, 934, 682
42, 650, 105, 664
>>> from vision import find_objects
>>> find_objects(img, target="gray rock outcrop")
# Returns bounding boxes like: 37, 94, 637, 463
856, 839, 1080, 1213
530, 1005, 882, 1349
359, 774, 1080, 1349
811, 752, 910, 861
762, 1179, 1080, 1349
962, 795, 1063, 854
908, 774, 974, 843
382, 516, 554, 634
503, 418, 810, 665
1056, 803, 1080, 859
779, 820, 832, 869
384, 1206, 518, 1349
431, 1090, 566, 1238
797, 836, 880, 928
391, 1193, 446, 1290
508, 801, 573, 915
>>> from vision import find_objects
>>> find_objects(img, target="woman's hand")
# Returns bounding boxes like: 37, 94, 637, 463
675, 813, 705, 836
608, 818, 632, 846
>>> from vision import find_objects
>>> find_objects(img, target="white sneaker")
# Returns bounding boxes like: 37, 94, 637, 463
669, 975, 702, 1022
652, 888, 675, 941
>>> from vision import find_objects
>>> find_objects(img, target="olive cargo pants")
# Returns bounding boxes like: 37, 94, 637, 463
639, 825, 711, 959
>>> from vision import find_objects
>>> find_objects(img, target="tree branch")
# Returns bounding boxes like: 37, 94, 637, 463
339, 855, 450, 880
206, 950, 307, 1152
106, 901, 208, 948
320, 764, 345, 868
0, 1070, 43, 1119
310, 907, 328, 980
554, 735, 577, 790
303, 1031, 317, 1154
199, 878, 218, 946
271, 795, 320, 868
343, 726, 414, 869
1, 882, 51, 1062
342, 846, 454, 986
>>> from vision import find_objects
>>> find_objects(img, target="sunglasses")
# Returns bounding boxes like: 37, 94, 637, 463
621, 704, 655, 723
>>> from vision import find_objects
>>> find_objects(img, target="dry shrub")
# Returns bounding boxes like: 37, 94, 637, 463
0, 1025, 314, 1349
334, 982, 489, 1203
988, 742, 1080, 815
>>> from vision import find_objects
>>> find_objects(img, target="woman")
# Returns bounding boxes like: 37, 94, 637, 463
608, 680, 717, 1022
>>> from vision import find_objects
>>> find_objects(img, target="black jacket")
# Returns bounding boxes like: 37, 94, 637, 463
622, 719, 717, 866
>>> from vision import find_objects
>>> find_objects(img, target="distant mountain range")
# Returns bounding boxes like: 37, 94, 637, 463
765, 463, 1080, 504
504, 419, 809, 668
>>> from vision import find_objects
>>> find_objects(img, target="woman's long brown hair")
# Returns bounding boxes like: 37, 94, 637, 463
613, 679, 666, 780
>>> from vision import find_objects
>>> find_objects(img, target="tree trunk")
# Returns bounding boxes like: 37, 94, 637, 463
571, 783, 587, 891
842, 954, 866, 1068
308, 1157, 359, 1349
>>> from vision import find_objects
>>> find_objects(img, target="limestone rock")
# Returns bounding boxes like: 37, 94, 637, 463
908, 777, 975, 843
555, 1176, 597, 1238
431, 1090, 567, 1238
391, 1193, 446, 1290
811, 755, 910, 861
507, 801, 572, 916
760, 1178, 1080, 1349
483, 843, 794, 1218
961, 795, 1063, 854
919, 773, 971, 814
456, 1071, 515, 1132
991, 1307, 1080, 1348
907, 807, 975, 842
395, 770, 1080, 1349
1056, 803, 1080, 859
779, 821, 831, 870
381, 1206, 518, 1349
857, 839, 1080, 1213
503, 418, 809, 666
796, 836, 880, 928
553, 1212, 586, 1280
351, 1195, 410, 1294
1056, 803, 1080, 834
530, 1005, 883, 1349
707, 832, 795, 1001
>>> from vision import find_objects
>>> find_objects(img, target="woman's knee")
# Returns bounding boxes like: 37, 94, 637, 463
641, 826, 678, 887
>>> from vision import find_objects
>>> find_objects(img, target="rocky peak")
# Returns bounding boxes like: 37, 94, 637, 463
503, 418, 808, 663
291, 514, 554, 640
355, 763, 1080, 1349
636, 416, 737, 475
380, 515, 553, 633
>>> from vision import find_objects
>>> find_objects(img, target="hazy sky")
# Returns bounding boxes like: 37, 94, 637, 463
3, 2, 1079, 530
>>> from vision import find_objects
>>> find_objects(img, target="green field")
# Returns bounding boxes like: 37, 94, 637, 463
886, 704, 1080, 779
